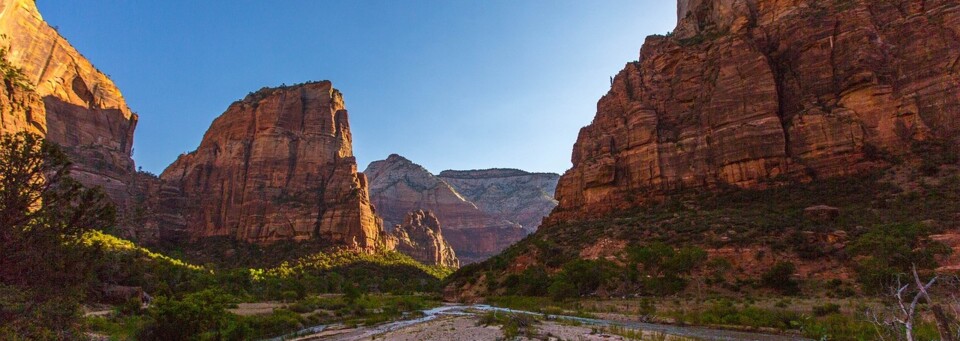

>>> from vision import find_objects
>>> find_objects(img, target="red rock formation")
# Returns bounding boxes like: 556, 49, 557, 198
438, 169, 559, 234
0, 0, 138, 209
365, 155, 527, 263
160, 82, 384, 249
388, 210, 459, 268
549, 0, 960, 224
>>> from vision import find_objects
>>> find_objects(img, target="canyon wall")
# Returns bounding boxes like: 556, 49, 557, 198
0, 0, 138, 209
549, 0, 960, 223
160, 82, 384, 249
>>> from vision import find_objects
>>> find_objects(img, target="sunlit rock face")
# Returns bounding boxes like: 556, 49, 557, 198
161, 82, 384, 249
0, 0, 138, 211
387, 210, 460, 268
365, 155, 527, 264
548, 0, 960, 224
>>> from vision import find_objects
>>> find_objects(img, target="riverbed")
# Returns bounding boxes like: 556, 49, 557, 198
271, 304, 811, 341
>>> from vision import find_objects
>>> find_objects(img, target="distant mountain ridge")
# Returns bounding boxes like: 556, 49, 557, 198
438, 168, 559, 234
365, 155, 559, 263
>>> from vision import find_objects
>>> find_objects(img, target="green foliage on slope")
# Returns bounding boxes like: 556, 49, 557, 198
447, 169, 957, 298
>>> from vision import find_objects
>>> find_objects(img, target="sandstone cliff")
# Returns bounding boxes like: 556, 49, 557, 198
387, 210, 459, 268
365, 154, 526, 263
439, 169, 559, 233
0, 0, 138, 211
160, 82, 384, 249
549, 0, 960, 223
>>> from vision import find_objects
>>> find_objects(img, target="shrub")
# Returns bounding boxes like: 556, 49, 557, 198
477, 312, 538, 339
626, 243, 707, 295
812, 303, 841, 317
849, 223, 952, 292
559, 259, 620, 296
137, 289, 240, 340
761, 262, 800, 295
548, 280, 578, 301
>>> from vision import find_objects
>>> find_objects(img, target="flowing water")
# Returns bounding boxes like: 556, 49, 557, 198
268, 304, 811, 341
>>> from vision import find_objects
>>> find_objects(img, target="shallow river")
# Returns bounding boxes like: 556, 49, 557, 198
269, 304, 811, 341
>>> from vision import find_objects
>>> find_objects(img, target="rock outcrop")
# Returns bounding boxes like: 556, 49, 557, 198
0, 0, 138, 211
388, 210, 459, 268
365, 154, 526, 263
438, 169, 559, 233
160, 82, 384, 249
549, 0, 960, 224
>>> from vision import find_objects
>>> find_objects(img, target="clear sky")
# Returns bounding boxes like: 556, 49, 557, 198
38, 1, 676, 175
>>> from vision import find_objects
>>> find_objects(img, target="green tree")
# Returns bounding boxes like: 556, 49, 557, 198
626, 243, 707, 295
0, 132, 116, 339
138, 289, 245, 340
849, 223, 952, 292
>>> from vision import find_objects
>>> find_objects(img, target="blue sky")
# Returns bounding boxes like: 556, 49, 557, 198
38, 1, 676, 175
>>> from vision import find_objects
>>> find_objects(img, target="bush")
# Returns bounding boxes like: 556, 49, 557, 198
559, 259, 620, 296
137, 289, 240, 340
849, 223, 952, 292
243, 309, 303, 338
548, 280, 578, 301
761, 262, 800, 295
812, 303, 841, 317
477, 312, 538, 339
626, 243, 707, 295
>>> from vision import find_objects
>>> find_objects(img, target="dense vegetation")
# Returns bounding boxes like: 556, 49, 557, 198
84, 231, 451, 339
0, 133, 115, 338
0, 133, 452, 339
448, 167, 957, 299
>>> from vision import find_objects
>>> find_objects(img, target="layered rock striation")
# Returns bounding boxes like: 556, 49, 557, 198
387, 210, 459, 268
160, 82, 384, 248
438, 169, 559, 233
365, 154, 526, 263
0, 0, 138, 209
549, 0, 960, 223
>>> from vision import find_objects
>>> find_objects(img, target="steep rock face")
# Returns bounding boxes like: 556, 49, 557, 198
438, 169, 559, 233
160, 82, 383, 248
0, 0, 138, 207
388, 210, 459, 268
0, 61, 44, 135
549, 0, 960, 223
365, 155, 527, 263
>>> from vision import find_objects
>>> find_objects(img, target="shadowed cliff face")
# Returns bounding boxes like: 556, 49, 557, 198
0, 0, 138, 212
387, 210, 460, 268
161, 82, 384, 249
548, 0, 960, 224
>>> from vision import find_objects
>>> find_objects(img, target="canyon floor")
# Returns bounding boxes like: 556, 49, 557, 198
254, 302, 811, 341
